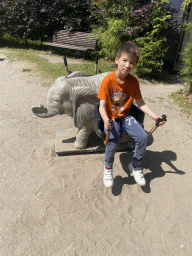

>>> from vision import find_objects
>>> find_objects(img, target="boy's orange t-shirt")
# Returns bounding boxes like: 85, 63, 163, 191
97, 70, 142, 119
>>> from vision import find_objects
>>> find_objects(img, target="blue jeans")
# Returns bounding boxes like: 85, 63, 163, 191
104, 113, 148, 168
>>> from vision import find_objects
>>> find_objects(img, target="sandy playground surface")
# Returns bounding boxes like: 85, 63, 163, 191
0, 49, 192, 256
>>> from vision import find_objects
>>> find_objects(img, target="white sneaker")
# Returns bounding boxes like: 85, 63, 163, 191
128, 162, 146, 186
103, 166, 114, 188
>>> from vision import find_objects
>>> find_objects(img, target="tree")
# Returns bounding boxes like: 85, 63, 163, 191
91, 0, 142, 59
180, 0, 192, 95
91, 0, 141, 30
91, 0, 177, 77
180, 23, 192, 95
96, 18, 125, 59
181, 0, 192, 12
0, 1, 7, 36
135, 0, 171, 77
123, 2, 156, 40
0, 0, 97, 42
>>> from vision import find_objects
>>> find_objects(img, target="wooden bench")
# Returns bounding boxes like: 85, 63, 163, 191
44, 30, 97, 51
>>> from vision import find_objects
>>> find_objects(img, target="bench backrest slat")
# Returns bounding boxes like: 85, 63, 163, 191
52, 30, 97, 50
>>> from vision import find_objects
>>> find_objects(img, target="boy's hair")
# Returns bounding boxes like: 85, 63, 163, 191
116, 41, 140, 62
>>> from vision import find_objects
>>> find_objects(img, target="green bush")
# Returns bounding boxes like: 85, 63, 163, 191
135, 0, 171, 77
96, 19, 125, 59
180, 22, 192, 95
136, 33, 167, 77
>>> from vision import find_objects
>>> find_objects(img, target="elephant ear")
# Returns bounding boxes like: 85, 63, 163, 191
72, 87, 99, 128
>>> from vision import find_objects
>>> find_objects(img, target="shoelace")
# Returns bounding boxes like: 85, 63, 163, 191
104, 170, 113, 180
134, 169, 144, 178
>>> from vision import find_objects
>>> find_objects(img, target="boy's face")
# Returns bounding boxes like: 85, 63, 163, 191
115, 52, 137, 77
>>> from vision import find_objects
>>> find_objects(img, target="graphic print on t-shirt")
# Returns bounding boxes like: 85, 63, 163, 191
110, 87, 130, 114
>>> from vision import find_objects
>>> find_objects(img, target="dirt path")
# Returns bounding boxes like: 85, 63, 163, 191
0, 49, 192, 256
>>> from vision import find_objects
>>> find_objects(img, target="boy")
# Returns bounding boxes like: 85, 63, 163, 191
97, 41, 166, 188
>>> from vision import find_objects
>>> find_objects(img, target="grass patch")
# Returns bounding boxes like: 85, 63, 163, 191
22, 68, 31, 72
1, 46, 116, 81
0, 35, 173, 85
170, 89, 192, 115
65, 58, 115, 76
2, 48, 69, 79
0, 35, 116, 80
0, 34, 45, 51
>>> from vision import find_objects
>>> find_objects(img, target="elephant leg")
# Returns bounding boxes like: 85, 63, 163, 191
74, 120, 94, 149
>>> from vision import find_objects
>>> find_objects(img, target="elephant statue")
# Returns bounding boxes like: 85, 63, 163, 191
32, 71, 110, 149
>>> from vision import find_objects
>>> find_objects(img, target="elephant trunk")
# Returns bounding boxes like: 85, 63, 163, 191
32, 78, 71, 118
32, 105, 53, 118
32, 104, 61, 118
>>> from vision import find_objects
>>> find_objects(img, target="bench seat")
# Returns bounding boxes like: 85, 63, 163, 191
44, 30, 97, 51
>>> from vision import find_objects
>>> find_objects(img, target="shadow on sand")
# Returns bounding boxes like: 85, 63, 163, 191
112, 147, 185, 196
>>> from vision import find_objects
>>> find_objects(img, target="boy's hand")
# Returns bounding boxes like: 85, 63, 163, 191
104, 119, 113, 130
148, 115, 167, 138
154, 115, 167, 126
99, 100, 114, 130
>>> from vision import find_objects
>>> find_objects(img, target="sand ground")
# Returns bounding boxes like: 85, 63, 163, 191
0, 50, 192, 256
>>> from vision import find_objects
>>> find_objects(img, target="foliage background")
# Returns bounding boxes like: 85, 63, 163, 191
0, 0, 191, 81
180, 0, 192, 95
0, 0, 97, 41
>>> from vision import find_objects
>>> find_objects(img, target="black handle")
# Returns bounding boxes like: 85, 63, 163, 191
108, 119, 113, 126
155, 115, 167, 127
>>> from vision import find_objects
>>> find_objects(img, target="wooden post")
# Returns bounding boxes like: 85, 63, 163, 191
63, 56, 69, 75
95, 55, 98, 75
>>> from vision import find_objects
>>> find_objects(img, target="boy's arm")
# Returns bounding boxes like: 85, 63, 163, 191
135, 98, 166, 126
99, 99, 113, 130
